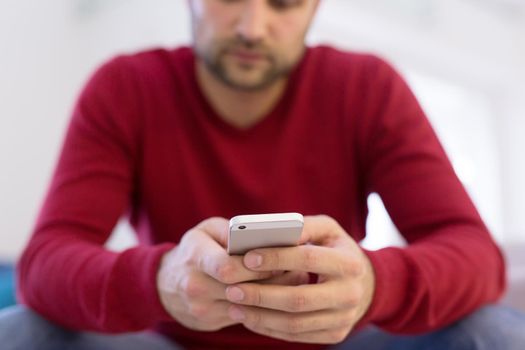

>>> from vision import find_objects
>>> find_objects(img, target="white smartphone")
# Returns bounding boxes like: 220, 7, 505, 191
227, 213, 304, 255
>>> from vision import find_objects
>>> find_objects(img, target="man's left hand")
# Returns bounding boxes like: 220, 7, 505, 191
225, 215, 376, 344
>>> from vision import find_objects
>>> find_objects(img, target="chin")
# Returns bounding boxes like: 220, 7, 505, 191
224, 73, 270, 91
225, 80, 268, 92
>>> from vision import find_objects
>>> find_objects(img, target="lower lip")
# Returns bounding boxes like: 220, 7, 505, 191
230, 51, 265, 64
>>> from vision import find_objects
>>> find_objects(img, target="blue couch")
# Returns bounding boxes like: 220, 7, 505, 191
0, 264, 15, 309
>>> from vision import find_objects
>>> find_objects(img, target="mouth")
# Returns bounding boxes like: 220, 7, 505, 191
227, 49, 267, 65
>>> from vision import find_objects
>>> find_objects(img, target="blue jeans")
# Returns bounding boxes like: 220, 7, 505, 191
0, 304, 524, 350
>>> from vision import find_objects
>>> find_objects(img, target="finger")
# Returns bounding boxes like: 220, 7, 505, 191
186, 300, 239, 331
244, 244, 363, 276
244, 322, 351, 345
199, 249, 275, 285
225, 281, 355, 313
228, 304, 355, 335
193, 219, 275, 284
258, 271, 310, 286
178, 271, 230, 301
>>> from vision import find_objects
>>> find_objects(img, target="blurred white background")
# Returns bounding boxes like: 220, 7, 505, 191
1, 0, 524, 262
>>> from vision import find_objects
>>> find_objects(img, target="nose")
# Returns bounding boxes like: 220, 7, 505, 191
236, 0, 269, 43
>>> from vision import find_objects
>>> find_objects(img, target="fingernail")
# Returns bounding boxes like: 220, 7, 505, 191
226, 286, 244, 302
229, 306, 245, 321
245, 253, 262, 268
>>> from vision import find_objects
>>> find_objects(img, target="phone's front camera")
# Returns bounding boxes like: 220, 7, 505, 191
238, 225, 246, 230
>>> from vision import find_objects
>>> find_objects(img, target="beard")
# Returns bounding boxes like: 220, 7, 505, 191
195, 38, 298, 92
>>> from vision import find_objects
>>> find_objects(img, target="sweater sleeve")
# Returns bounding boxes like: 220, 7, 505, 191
16, 57, 175, 332
355, 57, 506, 333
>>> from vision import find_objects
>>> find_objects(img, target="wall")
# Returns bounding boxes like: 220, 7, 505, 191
312, 0, 525, 247
0, 0, 190, 258
1, 0, 524, 259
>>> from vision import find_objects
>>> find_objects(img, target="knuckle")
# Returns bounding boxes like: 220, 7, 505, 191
352, 257, 366, 276
196, 254, 206, 272
288, 291, 308, 312
317, 214, 331, 221
302, 246, 320, 271
215, 261, 237, 284
256, 271, 272, 280
286, 316, 304, 333
330, 328, 349, 343
183, 276, 204, 298
188, 303, 207, 318
191, 318, 220, 331
341, 289, 361, 307
353, 287, 365, 304
202, 216, 222, 226
245, 310, 263, 329
187, 254, 200, 269
265, 249, 281, 269
201, 312, 223, 327
340, 311, 356, 328
337, 254, 350, 273
181, 229, 197, 243
200, 323, 220, 331
318, 215, 344, 234
319, 214, 337, 226
252, 287, 263, 307
284, 331, 300, 342
336, 250, 365, 276
197, 217, 227, 234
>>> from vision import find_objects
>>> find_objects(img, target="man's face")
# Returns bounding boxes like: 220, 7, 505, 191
188, 0, 319, 91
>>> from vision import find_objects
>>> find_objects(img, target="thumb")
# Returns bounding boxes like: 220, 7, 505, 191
197, 217, 230, 248
299, 215, 343, 245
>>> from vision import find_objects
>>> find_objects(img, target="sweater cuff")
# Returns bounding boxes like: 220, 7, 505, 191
106, 242, 176, 330
356, 247, 409, 328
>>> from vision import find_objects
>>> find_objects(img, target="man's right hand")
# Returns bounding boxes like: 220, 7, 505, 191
156, 217, 309, 331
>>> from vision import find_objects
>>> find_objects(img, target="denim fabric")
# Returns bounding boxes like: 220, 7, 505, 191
0, 304, 524, 350
332, 305, 525, 350
0, 306, 180, 350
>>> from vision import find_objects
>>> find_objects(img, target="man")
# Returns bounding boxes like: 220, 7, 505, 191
1, 0, 524, 349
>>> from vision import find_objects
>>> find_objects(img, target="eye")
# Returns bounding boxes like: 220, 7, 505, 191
268, 0, 305, 11
219, 0, 243, 4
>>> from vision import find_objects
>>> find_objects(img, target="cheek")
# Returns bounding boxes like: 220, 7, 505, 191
200, 3, 238, 39
273, 19, 310, 60
192, 4, 233, 48
193, 20, 221, 55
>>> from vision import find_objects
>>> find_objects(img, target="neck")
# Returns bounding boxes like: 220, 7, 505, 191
195, 61, 287, 129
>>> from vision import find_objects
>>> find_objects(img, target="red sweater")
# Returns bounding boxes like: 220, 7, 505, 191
17, 46, 505, 350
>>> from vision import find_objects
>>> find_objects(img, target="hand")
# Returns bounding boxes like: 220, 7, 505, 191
224, 215, 376, 344
156, 217, 277, 331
